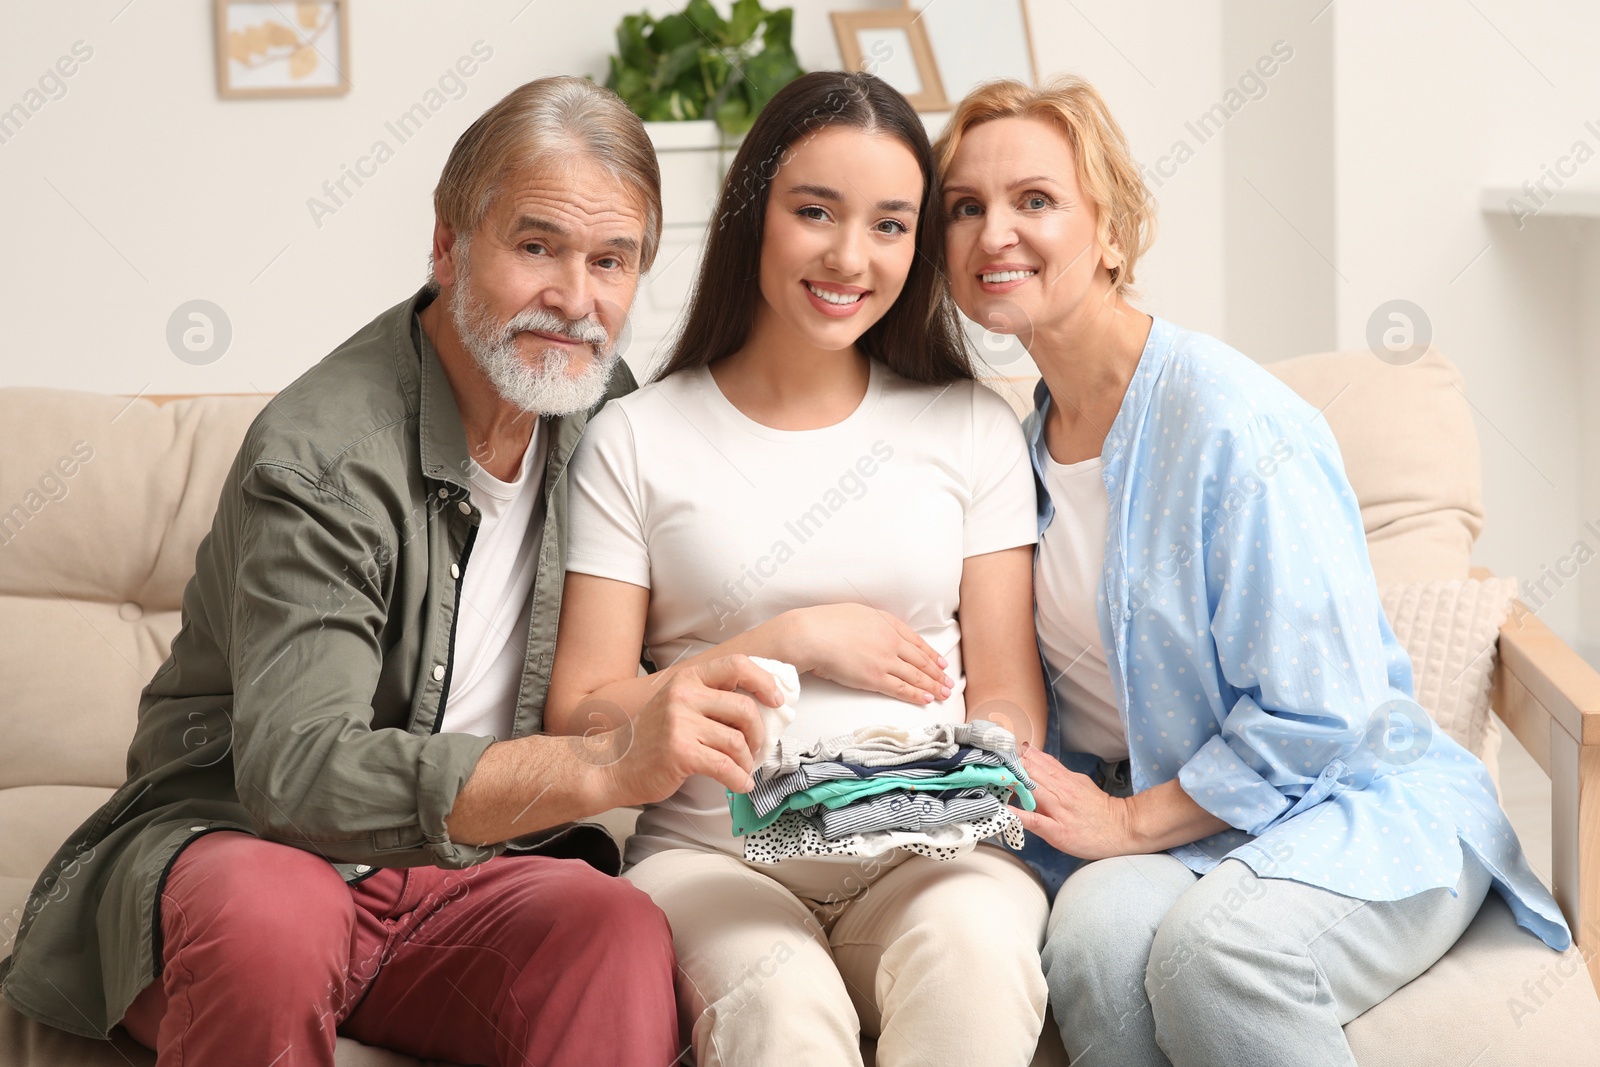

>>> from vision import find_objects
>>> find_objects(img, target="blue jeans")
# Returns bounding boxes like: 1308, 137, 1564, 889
1041, 760, 1494, 1067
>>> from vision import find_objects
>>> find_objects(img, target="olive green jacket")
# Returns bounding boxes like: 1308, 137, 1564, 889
0, 289, 636, 1039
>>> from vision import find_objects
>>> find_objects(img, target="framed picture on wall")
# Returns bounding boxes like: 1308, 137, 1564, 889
830, 9, 947, 112
902, 0, 1038, 103
214, 0, 350, 99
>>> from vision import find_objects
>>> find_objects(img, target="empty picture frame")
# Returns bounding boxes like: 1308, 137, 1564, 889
831, 9, 947, 112
215, 0, 351, 99
903, 0, 1037, 104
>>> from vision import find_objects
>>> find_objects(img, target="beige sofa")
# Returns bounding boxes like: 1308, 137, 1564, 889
3, 346, 1600, 1066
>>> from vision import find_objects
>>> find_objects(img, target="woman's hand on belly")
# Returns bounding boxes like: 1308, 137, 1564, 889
784, 604, 953, 706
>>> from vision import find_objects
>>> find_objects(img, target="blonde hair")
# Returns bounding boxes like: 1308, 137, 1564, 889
934, 76, 1155, 295
433, 76, 663, 272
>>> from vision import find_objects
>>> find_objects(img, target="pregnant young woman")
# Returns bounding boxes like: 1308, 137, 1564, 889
546, 71, 1051, 1066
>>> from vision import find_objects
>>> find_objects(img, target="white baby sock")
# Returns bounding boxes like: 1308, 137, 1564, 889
744, 656, 800, 765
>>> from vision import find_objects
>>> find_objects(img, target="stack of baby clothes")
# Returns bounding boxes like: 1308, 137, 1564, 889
728, 720, 1036, 865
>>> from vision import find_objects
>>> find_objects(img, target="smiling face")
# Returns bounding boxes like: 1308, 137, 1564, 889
754, 125, 924, 354
431, 153, 647, 413
942, 115, 1120, 341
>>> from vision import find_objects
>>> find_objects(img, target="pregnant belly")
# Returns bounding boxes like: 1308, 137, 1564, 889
786, 674, 967, 747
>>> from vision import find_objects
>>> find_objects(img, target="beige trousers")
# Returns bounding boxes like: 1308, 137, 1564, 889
625, 844, 1050, 1067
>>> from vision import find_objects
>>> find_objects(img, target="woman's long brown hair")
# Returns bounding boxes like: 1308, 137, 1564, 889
652, 70, 973, 385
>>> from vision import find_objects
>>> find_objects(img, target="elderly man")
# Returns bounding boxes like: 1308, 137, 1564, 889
0, 77, 778, 1067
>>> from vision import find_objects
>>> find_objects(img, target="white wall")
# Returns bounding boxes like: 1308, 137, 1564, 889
1221, 0, 1336, 362
0, 0, 1229, 394
1329, 0, 1600, 657
1023, 0, 1226, 341
0, 0, 900, 395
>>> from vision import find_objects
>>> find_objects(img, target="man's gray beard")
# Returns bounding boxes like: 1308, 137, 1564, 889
448, 270, 622, 417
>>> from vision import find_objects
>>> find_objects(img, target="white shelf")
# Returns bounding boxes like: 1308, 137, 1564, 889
1482, 185, 1600, 220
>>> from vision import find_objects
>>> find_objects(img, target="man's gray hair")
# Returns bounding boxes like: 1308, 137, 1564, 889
432, 76, 662, 273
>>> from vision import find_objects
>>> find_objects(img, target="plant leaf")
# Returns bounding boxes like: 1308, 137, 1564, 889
641, 96, 674, 121
650, 12, 697, 52
609, 63, 651, 107
608, 2, 801, 126
700, 49, 734, 99
727, 0, 764, 45
761, 7, 794, 51
616, 13, 653, 68
296, 1, 321, 29
742, 46, 802, 115
714, 96, 751, 136
669, 89, 696, 120
682, 0, 728, 43
645, 88, 702, 122
654, 39, 702, 93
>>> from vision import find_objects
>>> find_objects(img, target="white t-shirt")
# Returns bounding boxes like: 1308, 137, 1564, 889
437, 422, 549, 741
1034, 450, 1128, 761
565, 359, 1037, 879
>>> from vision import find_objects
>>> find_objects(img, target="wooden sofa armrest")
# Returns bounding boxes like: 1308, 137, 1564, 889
1483, 571, 1600, 987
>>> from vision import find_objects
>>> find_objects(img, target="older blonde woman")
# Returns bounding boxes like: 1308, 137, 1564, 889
933, 77, 1569, 1066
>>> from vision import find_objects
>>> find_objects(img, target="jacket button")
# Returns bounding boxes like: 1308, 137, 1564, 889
354, 864, 372, 874
432, 664, 446, 681
450, 563, 460, 579
437, 487, 448, 499
189, 825, 206, 832
457, 501, 471, 515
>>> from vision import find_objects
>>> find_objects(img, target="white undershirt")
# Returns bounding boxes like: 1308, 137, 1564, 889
1034, 449, 1128, 761
565, 360, 1038, 884
438, 423, 549, 741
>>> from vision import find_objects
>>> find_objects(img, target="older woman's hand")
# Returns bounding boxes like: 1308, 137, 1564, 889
1013, 744, 1135, 861
1015, 744, 1233, 858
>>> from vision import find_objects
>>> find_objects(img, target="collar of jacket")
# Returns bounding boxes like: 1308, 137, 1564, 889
1024, 315, 1180, 537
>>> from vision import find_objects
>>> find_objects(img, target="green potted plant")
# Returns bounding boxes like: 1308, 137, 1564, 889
605, 0, 803, 138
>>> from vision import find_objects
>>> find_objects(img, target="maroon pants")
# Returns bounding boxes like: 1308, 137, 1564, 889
120, 831, 679, 1067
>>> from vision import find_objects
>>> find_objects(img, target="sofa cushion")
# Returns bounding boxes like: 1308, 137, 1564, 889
1379, 578, 1520, 775
0, 391, 269, 610
1264, 348, 1481, 584
1344, 893, 1600, 1064
0, 786, 117, 884
0, 390, 267, 795
0, 599, 181, 791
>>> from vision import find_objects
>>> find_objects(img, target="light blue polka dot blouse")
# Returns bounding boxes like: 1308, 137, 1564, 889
1020, 315, 1569, 951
